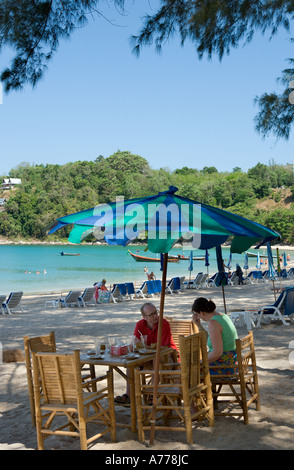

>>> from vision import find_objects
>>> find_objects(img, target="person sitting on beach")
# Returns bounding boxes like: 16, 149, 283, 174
114, 302, 177, 406
191, 297, 238, 375
147, 271, 156, 281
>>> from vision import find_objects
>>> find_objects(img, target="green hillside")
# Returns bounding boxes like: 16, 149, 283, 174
0, 151, 293, 244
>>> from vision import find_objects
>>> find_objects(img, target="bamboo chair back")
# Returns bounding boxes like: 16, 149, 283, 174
168, 319, 198, 352
135, 331, 214, 444
23, 331, 56, 426
210, 330, 260, 424
32, 350, 116, 450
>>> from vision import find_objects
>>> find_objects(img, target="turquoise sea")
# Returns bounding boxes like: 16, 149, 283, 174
0, 244, 269, 295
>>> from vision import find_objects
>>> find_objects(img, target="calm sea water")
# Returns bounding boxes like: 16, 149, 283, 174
0, 244, 265, 295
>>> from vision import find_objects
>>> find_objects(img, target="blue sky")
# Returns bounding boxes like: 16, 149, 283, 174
0, 0, 293, 176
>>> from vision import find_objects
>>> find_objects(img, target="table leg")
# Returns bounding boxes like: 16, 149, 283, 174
128, 366, 137, 433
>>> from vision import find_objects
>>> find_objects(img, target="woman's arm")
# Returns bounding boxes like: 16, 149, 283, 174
207, 320, 223, 362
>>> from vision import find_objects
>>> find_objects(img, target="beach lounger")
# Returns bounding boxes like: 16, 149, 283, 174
110, 283, 127, 303
279, 269, 288, 279
244, 271, 256, 284
228, 271, 237, 286
135, 281, 161, 298
46, 290, 81, 309
154, 280, 162, 294
125, 282, 135, 300
213, 272, 229, 287
136, 281, 149, 298
78, 287, 96, 307
183, 272, 202, 289
256, 286, 294, 327
206, 273, 217, 287
288, 268, 294, 279
2, 291, 23, 315
183, 272, 205, 289
166, 277, 180, 294
0, 295, 7, 314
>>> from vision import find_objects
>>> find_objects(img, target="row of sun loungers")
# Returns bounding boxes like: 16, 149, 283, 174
43, 277, 187, 309
183, 267, 294, 290
2, 283, 294, 328
0, 291, 23, 314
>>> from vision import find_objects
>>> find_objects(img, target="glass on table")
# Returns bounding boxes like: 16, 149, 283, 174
93, 339, 101, 355
108, 337, 117, 347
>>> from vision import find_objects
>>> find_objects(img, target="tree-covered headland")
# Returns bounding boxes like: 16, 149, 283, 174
0, 151, 293, 244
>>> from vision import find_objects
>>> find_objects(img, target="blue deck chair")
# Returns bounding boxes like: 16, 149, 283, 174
147, 281, 156, 295
125, 282, 135, 300
110, 283, 127, 303
154, 280, 162, 294
257, 286, 294, 326
288, 268, 294, 279
214, 272, 228, 287
166, 277, 180, 294
136, 282, 148, 298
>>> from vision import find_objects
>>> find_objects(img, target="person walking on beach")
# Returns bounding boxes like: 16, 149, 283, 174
236, 263, 244, 285
191, 297, 238, 375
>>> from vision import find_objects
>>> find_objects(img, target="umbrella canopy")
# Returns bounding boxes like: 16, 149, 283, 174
49, 186, 279, 255
48, 186, 280, 444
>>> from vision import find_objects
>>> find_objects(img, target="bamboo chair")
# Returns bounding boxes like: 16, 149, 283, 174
24, 332, 56, 426
134, 331, 214, 444
168, 319, 199, 352
32, 350, 116, 450
210, 330, 260, 424
24, 332, 95, 427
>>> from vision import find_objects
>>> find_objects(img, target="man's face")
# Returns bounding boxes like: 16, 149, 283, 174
142, 304, 159, 329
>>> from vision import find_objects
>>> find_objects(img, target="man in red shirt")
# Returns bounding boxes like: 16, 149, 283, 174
134, 302, 177, 349
114, 302, 177, 405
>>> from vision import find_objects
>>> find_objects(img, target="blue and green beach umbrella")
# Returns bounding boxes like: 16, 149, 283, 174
48, 186, 280, 444
49, 186, 279, 254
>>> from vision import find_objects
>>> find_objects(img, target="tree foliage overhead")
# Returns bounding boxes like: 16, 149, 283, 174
0, 1, 294, 136
0, 150, 293, 244
0, 0, 125, 91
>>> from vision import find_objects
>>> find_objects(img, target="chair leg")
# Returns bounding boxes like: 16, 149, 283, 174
35, 411, 45, 450
79, 418, 88, 450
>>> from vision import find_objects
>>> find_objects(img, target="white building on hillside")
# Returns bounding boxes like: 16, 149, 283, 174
2, 178, 22, 189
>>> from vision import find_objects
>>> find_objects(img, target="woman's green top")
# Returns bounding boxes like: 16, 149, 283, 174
207, 313, 238, 352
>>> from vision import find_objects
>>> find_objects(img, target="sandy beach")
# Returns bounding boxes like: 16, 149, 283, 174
1, 276, 294, 451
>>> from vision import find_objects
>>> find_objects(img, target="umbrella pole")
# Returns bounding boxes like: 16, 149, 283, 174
149, 252, 168, 446
222, 286, 227, 314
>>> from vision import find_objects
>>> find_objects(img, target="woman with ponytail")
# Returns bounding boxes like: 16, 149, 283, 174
191, 297, 238, 375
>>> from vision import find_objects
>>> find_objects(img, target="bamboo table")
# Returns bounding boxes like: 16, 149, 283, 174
80, 347, 173, 433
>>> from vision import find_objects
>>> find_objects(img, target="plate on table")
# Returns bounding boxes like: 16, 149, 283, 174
138, 349, 152, 355
126, 353, 140, 359
86, 352, 102, 359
